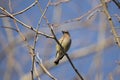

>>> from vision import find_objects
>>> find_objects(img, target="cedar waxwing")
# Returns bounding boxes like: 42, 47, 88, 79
54, 31, 71, 65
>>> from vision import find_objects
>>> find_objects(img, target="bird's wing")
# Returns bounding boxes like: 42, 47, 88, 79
56, 36, 65, 56
56, 35, 65, 51
65, 38, 71, 51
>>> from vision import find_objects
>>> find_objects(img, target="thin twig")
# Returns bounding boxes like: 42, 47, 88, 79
8, 0, 12, 12
7, 0, 33, 50
31, 0, 51, 80
1, 21, 32, 50
14, 20, 40, 80
49, 0, 70, 6
31, 54, 35, 80
0, 6, 54, 39
101, 0, 120, 47
36, 53, 57, 80
13, 20, 38, 80
0, 0, 38, 17
1, 26, 18, 32
112, 0, 120, 8
52, 4, 102, 27
53, 0, 111, 27
8, 2, 38, 78
65, 54, 84, 80
33, 0, 50, 49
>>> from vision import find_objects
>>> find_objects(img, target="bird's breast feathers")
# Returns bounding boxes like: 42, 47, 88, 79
56, 35, 71, 52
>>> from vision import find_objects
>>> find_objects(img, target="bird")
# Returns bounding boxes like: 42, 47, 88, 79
54, 31, 71, 65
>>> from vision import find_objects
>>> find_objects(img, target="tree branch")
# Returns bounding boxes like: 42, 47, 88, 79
101, 0, 120, 47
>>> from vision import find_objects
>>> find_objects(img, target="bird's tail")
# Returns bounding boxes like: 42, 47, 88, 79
54, 59, 59, 65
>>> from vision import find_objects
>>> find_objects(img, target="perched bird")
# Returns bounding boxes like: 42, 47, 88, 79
54, 31, 71, 65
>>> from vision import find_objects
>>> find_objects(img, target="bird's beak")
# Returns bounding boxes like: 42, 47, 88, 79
62, 31, 65, 34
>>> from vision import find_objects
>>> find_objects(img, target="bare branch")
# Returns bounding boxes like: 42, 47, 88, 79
36, 53, 57, 80
52, 4, 102, 27
31, 0, 51, 80
49, 0, 70, 6
112, 0, 120, 8
0, 6, 54, 39
1, 26, 18, 32
0, 0, 38, 17
101, 0, 120, 47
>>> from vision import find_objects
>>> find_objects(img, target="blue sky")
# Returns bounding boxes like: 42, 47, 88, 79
0, 0, 120, 80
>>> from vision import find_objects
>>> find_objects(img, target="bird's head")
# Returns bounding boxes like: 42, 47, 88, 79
62, 30, 69, 34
